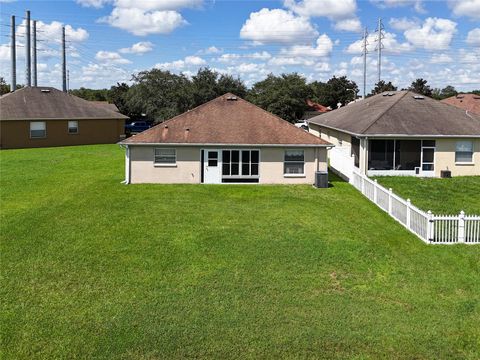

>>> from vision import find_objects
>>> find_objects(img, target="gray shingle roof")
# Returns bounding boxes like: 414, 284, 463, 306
0, 87, 128, 121
308, 91, 480, 137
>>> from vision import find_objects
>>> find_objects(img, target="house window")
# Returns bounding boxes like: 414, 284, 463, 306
154, 148, 176, 165
284, 149, 304, 175
456, 141, 473, 163
30, 121, 46, 138
222, 150, 259, 177
68, 120, 78, 134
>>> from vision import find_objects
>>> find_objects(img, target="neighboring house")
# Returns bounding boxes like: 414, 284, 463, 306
120, 93, 331, 185
301, 99, 331, 120
0, 87, 128, 149
441, 93, 480, 116
307, 91, 480, 180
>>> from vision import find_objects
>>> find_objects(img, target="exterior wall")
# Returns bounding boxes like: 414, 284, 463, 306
0, 119, 125, 149
309, 123, 352, 147
128, 145, 328, 184
435, 138, 480, 177
130, 146, 201, 184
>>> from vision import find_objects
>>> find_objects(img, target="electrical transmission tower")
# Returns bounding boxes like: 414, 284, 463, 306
362, 27, 368, 99
374, 18, 384, 84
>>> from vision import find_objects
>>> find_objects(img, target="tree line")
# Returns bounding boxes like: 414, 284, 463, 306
1, 72, 479, 124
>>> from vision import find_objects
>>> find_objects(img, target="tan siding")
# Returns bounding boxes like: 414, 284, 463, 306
0, 119, 125, 149
129, 146, 328, 184
435, 138, 480, 176
130, 146, 201, 184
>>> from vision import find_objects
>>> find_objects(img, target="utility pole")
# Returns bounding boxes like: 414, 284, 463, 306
10, 15, 16, 92
375, 18, 384, 84
26, 10, 31, 87
62, 26, 67, 92
67, 70, 70, 93
362, 27, 368, 99
33, 20, 37, 87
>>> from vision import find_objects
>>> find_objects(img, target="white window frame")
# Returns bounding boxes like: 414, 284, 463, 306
30, 121, 46, 139
455, 140, 474, 164
284, 149, 305, 177
68, 120, 79, 134
154, 148, 176, 167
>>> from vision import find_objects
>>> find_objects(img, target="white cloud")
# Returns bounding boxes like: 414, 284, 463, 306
404, 17, 457, 50
334, 18, 362, 32
17, 20, 88, 43
284, 0, 357, 19
155, 55, 206, 70
371, 0, 425, 13
346, 31, 414, 54
76, 0, 111, 8
389, 17, 419, 31
217, 51, 272, 63
240, 8, 318, 45
430, 53, 454, 64
204, 46, 221, 54
448, 0, 480, 20
0, 44, 10, 61
466, 28, 480, 45
97, 0, 202, 36
280, 34, 333, 58
99, 7, 187, 36
119, 41, 154, 54
95, 50, 131, 64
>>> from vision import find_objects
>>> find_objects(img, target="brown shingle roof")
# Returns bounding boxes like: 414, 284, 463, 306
0, 87, 128, 120
121, 93, 330, 146
308, 91, 480, 137
90, 101, 121, 113
441, 94, 480, 116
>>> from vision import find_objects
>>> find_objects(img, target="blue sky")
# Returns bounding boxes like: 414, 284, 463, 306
1, 0, 479, 94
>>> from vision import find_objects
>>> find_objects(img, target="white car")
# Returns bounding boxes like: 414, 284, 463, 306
294, 121, 309, 131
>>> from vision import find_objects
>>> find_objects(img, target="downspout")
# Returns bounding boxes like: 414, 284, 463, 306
119, 144, 130, 184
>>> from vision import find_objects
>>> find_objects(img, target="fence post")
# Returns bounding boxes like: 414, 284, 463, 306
388, 188, 393, 215
427, 210, 434, 243
458, 211, 465, 243
361, 175, 365, 195
406, 199, 411, 229
374, 179, 378, 204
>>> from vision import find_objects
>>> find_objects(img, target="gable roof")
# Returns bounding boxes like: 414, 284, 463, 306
0, 87, 128, 121
121, 93, 330, 146
308, 91, 480, 137
441, 93, 480, 116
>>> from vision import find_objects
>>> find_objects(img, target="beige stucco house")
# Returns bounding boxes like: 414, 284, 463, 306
120, 93, 331, 185
307, 91, 480, 180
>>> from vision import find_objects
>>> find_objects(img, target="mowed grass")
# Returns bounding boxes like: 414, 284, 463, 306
1, 145, 479, 359
374, 176, 480, 215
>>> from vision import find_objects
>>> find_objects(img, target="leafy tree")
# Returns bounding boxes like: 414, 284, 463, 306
311, 76, 358, 109
70, 87, 109, 101
432, 85, 458, 100
408, 78, 433, 97
368, 80, 397, 96
126, 69, 193, 122
108, 82, 137, 117
0, 77, 10, 95
247, 73, 313, 122
191, 68, 247, 107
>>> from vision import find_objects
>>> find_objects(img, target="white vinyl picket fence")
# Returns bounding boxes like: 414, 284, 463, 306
352, 172, 480, 244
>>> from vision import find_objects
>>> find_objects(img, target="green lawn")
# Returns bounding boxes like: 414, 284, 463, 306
373, 176, 480, 215
1, 145, 479, 359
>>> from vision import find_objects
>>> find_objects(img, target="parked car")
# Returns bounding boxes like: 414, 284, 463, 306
294, 121, 309, 131
125, 121, 151, 135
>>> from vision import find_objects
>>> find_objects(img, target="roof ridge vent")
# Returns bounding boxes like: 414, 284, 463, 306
226, 95, 237, 101
413, 95, 424, 100
41, 89, 51, 93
